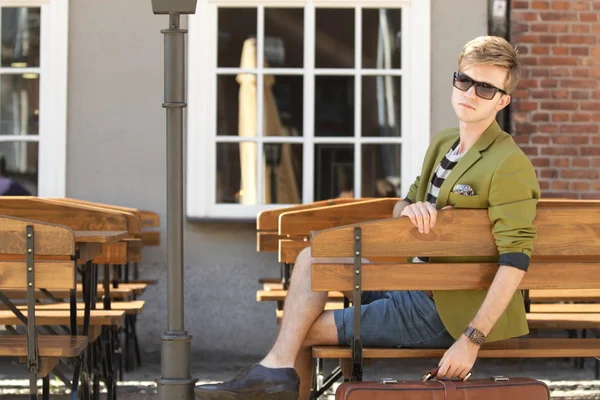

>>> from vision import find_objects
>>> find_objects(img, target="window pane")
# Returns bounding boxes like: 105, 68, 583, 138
362, 8, 401, 69
361, 144, 401, 198
315, 8, 354, 68
1, 7, 41, 68
0, 141, 37, 195
265, 75, 303, 137
264, 8, 303, 68
216, 142, 257, 204
315, 76, 354, 137
263, 143, 303, 204
0, 74, 39, 136
218, 8, 257, 68
314, 144, 354, 200
217, 75, 244, 136
361, 76, 401, 137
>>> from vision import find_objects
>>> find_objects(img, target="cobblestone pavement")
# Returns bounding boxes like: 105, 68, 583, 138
0, 357, 600, 399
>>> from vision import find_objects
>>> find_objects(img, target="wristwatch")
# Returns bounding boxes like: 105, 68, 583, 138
463, 326, 486, 345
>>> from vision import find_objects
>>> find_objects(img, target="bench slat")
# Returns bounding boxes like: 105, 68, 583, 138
311, 208, 600, 259
15, 300, 145, 316
530, 289, 600, 302
0, 216, 75, 255
0, 261, 75, 290
0, 310, 125, 326
313, 338, 600, 359
312, 263, 600, 292
0, 336, 87, 358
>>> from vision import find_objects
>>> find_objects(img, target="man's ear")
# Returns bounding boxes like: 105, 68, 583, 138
496, 94, 511, 112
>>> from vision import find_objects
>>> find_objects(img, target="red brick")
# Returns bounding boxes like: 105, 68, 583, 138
591, 68, 600, 78
592, 181, 600, 191
531, 23, 549, 32
517, 34, 539, 43
549, 67, 570, 77
532, 113, 550, 122
583, 57, 600, 67
531, 89, 550, 99
594, 1, 600, 10
582, 102, 600, 111
582, 193, 600, 200
541, 101, 578, 110
541, 79, 559, 88
594, 114, 600, 122
542, 11, 578, 20
593, 47, 600, 57
550, 46, 568, 56
572, 113, 593, 122
562, 169, 599, 179
530, 68, 550, 77
515, 122, 537, 134
573, 158, 590, 167
520, 56, 538, 65
573, 1, 591, 10
552, 113, 570, 121
513, 22, 530, 34
540, 124, 558, 133
514, 134, 531, 144
594, 91, 600, 100
521, 146, 539, 156
550, 24, 570, 33
572, 90, 591, 99
581, 12, 598, 21
517, 101, 539, 111
552, 136, 571, 145
539, 180, 550, 190
559, 35, 589, 44
519, 79, 539, 88
582, 147, 600, 156
539, 35, 559, 44
571, 182, 590, 191
571, 46, 590, 56
594, 158, 600, 167
532, 0, 550, 9
552, 90, 569, 99
572, 24, 591, 34
541, 169, 559, 178
561, 124, 599, 134
551, 1, 571, 9
531, 45, 549, 55
560, 79, 597, 89
593, 136, 600, 145
532, 157, 550, 167
572, 69, 591, 78
551, 181, 569, 190
571, 136, 591, 145
513, 0, 530, 9
541, 146, 578, 155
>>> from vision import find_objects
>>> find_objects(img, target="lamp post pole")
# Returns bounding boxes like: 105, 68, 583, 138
151, 1, 197, 399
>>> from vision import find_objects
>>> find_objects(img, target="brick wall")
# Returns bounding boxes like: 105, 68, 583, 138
511, 0, 600, 199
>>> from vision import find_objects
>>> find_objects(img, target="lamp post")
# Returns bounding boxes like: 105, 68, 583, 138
151, 1, 197, 399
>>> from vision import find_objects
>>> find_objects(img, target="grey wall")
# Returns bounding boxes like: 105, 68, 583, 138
66, 0, 487, 362
430, 0, 488, 136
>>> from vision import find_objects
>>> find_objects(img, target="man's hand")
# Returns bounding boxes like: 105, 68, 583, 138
401, 201, 446, 234
437, 335, 479, 379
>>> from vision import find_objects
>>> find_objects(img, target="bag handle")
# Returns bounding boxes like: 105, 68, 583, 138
421, 367, 472, 382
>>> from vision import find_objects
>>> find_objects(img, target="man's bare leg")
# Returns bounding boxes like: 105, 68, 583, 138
261, 247, 332, 367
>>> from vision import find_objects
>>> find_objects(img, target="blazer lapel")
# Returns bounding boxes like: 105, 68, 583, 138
436, 121, 502, 208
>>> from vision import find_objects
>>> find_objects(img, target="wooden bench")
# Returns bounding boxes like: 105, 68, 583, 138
0, 215, 89, 399
308, 205, 600, 395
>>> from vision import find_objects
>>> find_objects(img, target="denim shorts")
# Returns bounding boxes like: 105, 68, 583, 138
333, 290, 455, 348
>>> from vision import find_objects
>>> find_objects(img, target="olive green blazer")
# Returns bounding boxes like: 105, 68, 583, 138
405, 120, 540, 343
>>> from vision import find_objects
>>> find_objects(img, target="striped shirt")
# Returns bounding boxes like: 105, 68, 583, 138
426, 141, 465, 205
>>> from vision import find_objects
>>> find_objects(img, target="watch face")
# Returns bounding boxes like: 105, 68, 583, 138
470, 330, 485, 344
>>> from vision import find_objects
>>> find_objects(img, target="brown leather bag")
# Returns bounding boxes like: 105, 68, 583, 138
335, 374, 550, 400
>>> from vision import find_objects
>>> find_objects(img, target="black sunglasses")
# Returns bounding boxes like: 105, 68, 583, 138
453, 72, 507, 100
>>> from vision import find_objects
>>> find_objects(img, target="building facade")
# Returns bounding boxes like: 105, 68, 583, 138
0, 0, 596, 360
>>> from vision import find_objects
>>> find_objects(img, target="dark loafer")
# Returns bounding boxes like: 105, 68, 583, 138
194, 364, 300, 400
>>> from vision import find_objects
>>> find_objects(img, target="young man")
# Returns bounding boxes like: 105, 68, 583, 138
195, 35, 540, 400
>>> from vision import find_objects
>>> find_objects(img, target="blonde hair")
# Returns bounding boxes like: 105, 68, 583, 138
458, 36, 521, 94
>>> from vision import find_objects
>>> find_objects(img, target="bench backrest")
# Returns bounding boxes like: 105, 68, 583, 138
310, 206, 600, 291
256, 199, 364, 252
0, 197, 137, 233
0, 215, 76, 290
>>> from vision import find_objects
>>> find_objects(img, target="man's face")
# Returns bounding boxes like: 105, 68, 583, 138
451, 64, 511, 124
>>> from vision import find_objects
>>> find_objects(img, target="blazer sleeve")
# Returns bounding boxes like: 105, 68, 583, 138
405, 175, 421, 204
487, 151, 540, 271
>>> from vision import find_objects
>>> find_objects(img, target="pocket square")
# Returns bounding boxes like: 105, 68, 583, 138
452, 184, 475, 196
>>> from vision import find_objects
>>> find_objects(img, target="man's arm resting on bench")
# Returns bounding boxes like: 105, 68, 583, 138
437, 265, 526, 379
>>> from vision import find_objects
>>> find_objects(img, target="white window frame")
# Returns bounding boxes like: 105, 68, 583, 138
0, 0, 68, 197
187, 0, 430, 220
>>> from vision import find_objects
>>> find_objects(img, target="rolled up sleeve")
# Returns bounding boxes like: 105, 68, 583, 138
488, 151, 540, 271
